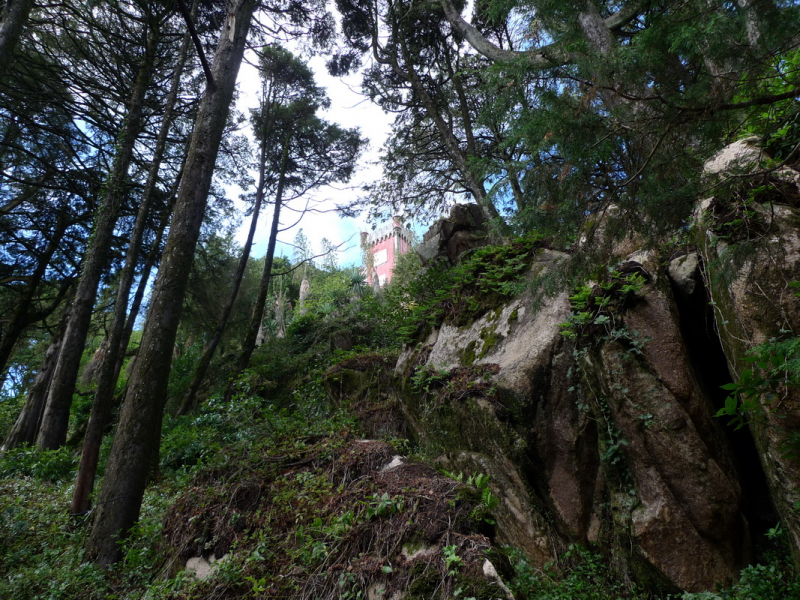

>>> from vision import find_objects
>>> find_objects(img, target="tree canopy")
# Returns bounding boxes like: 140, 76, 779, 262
335, 0, 800, 236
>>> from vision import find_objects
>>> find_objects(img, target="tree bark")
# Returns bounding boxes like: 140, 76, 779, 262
3, 298, 71, 450
70, 21, 193, 517
177, 134, 268, 416
0, 0, 35, 81
224, 131, 291, 402
34, 27, 158, 451
113, 163, 185, 387
85, 0, 256, 566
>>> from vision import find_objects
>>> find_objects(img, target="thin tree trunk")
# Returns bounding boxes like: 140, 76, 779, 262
34, 27, 158, 451
3, 299, 71, 450
177, 134, 269, 416
0, 0, 34, 81
391, 26, 500, 223
86, 0, 256, 566
0, 209, 68, 382
70, 21, 193, 517
224, 132, 291, 402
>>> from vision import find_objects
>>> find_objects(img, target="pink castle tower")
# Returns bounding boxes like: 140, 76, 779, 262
361, 215, 412, 286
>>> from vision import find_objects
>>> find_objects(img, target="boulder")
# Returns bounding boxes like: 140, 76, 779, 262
703, 136, 765, 177
416, 203, 488, 266
667, 252, 700, 299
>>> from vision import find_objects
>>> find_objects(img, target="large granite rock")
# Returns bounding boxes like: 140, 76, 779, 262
324, 140, 800, 594
695, 142, 800, 563
416, 203, 489, 266
393, 246, 749, 592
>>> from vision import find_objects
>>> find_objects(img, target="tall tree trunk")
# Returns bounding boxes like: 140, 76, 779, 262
0, 0, 34, 81
34, 27, 158, 451
177, 134, 268, 416
0, 209, 68, 383
3, 298, 71, 450
224, 132, 291, 402
70, 21, 193, 517
113, 165, 184, 386
85, 0, 256, 566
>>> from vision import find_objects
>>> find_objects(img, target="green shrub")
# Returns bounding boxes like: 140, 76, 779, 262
0, 393, 24, 442
383, 234, 547, 343
679, 560, 800, 600
0, 445, 77, 482
508, 544, 643, 600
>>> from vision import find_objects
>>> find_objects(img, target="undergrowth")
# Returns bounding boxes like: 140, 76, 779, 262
508, 544, 646, 600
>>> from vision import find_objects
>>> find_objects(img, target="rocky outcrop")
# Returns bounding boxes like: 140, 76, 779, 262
393, 244, 751, 592
695, 143, 800, 563
326, 159, 800, 595
416, 203, 489, 266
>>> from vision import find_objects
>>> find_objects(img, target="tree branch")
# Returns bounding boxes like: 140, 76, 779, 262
175, 0, 215, 90
439, 0, 648, 66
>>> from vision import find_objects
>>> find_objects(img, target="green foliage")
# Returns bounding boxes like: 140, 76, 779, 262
714, 282, 800, 463
0, 478, 107, 600
387, 235, 546, 342
678, 544, 800, 600
508, 544, 644, 600
560, 268, 648, 340
0, 445, 77, 482
703, 180, 783, 244
160, 391, 355, 475
445, 471, 500, 525
737, 48, 800, 162
443, 544, 463, 575
716, 334, 800, 461
411, 364, 500, 404
364, 492, 404, 519
411, 365, 451, 394
0, 393, 24, 442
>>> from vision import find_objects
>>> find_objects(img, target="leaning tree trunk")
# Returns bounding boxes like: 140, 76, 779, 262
86, 0, 257, 566
34, 28, 158, 451
0, 209, 68, 383
224, 132, 291, 402
3, 299, 71, 450
177, 135, 269, 416
112, 164, 184, 386
70, 21, 193, 517
0, 0, 34, 82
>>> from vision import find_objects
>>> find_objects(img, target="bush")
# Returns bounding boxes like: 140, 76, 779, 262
679, 561, 800, 600
508, 544, 644, 600
0, 445, 76, 482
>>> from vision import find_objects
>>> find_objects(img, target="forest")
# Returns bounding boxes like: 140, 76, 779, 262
1, 0, 800, 598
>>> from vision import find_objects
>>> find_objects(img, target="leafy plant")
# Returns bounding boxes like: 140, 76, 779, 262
507, 544, 644, 600
410, 365, 450, 394
445, 471, 500, 525
560, 268, 648, 340
364, 492, 404, 519
443, 544, 463, 575
0, 445, 77, 482
385, 235, 547, 342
